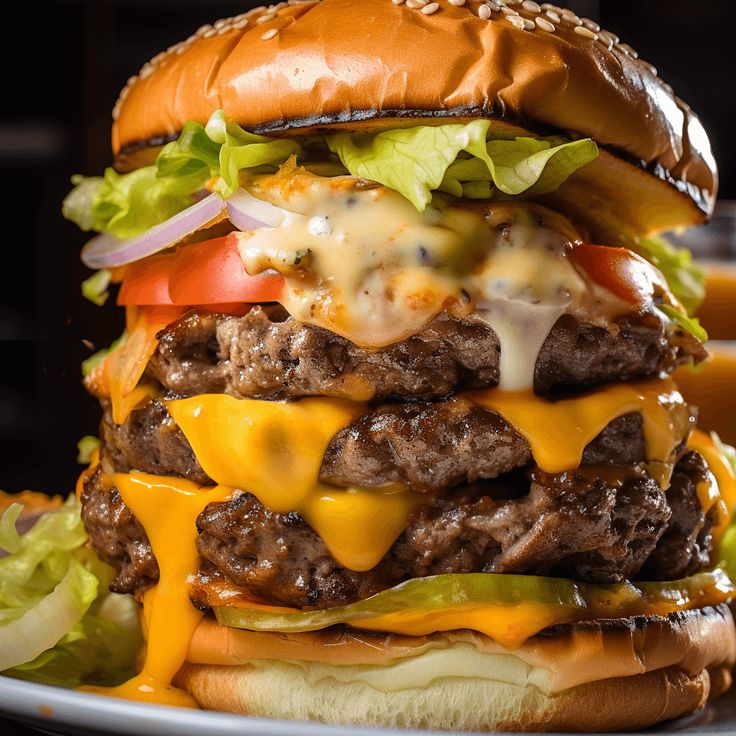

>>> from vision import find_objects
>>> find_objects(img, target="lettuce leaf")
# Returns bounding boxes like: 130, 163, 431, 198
64, 112, 597, 239
81, 269, 111, 307
327, 122, 598, 211
633, 235, 706, 316
81, 331, 126, 378
76, 436, 100, 464
0, 497, 141, 687
204, 110, 302, 197
658, 304, 708, 342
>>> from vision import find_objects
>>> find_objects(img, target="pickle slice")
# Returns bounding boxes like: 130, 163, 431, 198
215, 569, 733, 634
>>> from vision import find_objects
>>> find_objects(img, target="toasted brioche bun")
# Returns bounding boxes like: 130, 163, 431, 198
111, 0, 716, 234
176, 605, 735, 731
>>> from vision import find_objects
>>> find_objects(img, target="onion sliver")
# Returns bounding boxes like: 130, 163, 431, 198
81, 193, 225, 269
0, 560, 96, 670
226, 189, 287, 230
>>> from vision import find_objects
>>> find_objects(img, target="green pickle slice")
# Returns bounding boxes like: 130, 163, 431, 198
215, 569, 733, 633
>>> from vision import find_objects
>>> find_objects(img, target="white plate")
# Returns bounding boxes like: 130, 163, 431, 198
1, 676, 736, 736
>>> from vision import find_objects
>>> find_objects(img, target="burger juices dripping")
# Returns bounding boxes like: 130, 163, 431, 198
235, 168, 627, 390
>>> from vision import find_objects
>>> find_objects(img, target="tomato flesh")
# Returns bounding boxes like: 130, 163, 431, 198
118, 237, 284, 307
570, 244, 668, 307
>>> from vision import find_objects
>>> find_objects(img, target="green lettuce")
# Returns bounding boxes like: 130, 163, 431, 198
81, 269, 111, 307
64, 112, 301, 239
658, 304, 708, 342
634, 235, 706, 316
64, 111, 597, 239
76, 436, 100, 464
0, 497, 141, 687
328, 122, 598, 211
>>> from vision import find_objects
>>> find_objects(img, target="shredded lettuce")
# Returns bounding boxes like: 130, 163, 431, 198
633, 235, 706, 316
81, 269, 111, 307
76, 436, 100, 464
658, 304, 708, 342
328, 122, 598, 211
64, 111, 597, 239
0, 497, 141, 687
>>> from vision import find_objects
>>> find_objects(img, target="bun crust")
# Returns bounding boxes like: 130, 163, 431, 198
177, 605, 736, 731
112, 0, 716, 227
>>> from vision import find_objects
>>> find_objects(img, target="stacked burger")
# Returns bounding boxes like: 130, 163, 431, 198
65, 0, 736, 730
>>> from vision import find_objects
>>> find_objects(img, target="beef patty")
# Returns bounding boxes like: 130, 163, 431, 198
81, 452, 717, 608
100, 398, 677, 494
139, 306, 704, 403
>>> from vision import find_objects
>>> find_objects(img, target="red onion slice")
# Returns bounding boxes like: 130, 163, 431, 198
80, 193, 226, 269
226, 189, 287, 230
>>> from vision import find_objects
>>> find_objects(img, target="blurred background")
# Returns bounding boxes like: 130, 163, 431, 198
1, 0, 734, 492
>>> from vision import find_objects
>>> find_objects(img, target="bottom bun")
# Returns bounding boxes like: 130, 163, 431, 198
176, 605, 736, 732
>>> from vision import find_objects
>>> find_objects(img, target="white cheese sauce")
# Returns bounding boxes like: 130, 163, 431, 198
235, 167, 624, 391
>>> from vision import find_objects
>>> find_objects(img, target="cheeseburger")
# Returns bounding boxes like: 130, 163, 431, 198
64, 0, 736, 730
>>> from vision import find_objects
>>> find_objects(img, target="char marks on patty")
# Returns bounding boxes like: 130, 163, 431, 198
140, 306, 705, 403
81, 453, 717, 608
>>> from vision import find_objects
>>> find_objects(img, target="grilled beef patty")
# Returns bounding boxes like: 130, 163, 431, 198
138, 306, 704, 403
100, 398, 673, 494
81, 452, 716, 608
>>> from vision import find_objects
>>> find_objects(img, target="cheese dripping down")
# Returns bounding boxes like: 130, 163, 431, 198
81, 377, 722, 704
235, 168, 625, 390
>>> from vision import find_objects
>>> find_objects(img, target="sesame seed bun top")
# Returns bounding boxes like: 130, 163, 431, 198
112, 0, 717, 233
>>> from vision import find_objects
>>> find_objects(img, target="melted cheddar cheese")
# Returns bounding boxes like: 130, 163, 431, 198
470, 378, 691, 473
83, 377, 736, 705
687, 429, 736, 540
165, 394, 419, 571
82, 473, 235, 708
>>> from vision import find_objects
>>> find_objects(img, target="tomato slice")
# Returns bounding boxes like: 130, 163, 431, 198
570, 244, 669, 308
118, 237, 284, 307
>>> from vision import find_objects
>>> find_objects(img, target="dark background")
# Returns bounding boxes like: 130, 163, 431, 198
0, 0, 733, 495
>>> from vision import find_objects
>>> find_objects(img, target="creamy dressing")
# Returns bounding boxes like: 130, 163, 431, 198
235, 167, 623, 390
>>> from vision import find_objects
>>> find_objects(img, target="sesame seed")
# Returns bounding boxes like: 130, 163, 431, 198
176, 44, 187, 54
392, 0, 405, 4
422, 2, 439, 13
497, 0, 513, 5
196, 24, 212, 35
598, 29, 618, 44
478, 3, 492, 19
507, 14, 526, 28
214, 18, 229, 29
256, 12, 276, 23
406, 0, 426, 7
151, 51, 167, 65
501, 6, 519, 15
234, 13, 249, 21
139, 62, 153, 79
540, 2, 561, 9
561, 11, 581, 25
234, 18, 249, 28
581, 17, 600, 32
217, 25, 232, 35
261, 28, 279, 39
545, 10, 560, 22
203, 28, 217, 38
618, 43, 638, 58
522, 0, 541, 12
535, 16, 555, 31
448, 0, 465, 5
573, 25, 597, 39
